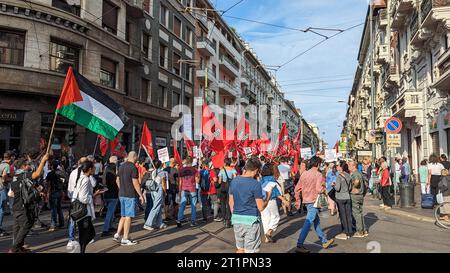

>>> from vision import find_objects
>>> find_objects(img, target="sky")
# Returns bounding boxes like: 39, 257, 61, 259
214, 0, 368, 146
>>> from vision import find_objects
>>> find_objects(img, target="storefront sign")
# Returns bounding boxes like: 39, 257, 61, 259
0, 110, 24, 121
386, 134, 401, 148
155, 137, 167, 147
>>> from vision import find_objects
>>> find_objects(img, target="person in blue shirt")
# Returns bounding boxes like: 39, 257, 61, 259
325, 163, 338, 215
229, 157, 272, 253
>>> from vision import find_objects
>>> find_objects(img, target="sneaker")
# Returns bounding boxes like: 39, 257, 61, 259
190, 222, 197, 227
159, 223, 168, 229
322, 239, 334, 249
287, 211, 294, 217
113, 233, 121, 242
214, 218, 223, 222
384, 206, 392, 210
88, 239, 95, 245
48, 226, 56, 232
335, 233, 348, 240
66, 240, 76, 250
379, 204, 386, 208
294, 245, 310, 253
143, 225, 155, 231
352, 232, 365, 238
120, 239, 138, 246
19, 246, 31, 253
101, 231, 111, 237
176, 221, 182, 228
363, 231, 369, 237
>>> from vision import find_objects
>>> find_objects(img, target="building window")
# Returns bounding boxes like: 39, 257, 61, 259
184, 63, 191, 81
159, 43, 167, 68
160, 4, 168, 27
52, 0, 80, 16
0, 29, 24, 66
102, 0, 118, 35
162, 86, 168, 108
49, 39, 80, 73
431, 132, 440, 156
142, 79, 149, 102
172, 91, 181, 108
173, 16, 182, 38
143, 0, 153, 15
173, 53, 181, 75
125, 71, 130, 95
185, 96, 190, 107
143, 33, 150, 59
212, 64, 217, 77
183, 27, 192, 46
100, 57, 116, 88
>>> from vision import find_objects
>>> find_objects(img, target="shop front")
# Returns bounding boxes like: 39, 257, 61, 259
0, 109, 24, 154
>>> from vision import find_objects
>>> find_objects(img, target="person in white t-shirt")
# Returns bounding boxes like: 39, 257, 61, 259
428, 154, 445, 201
277, 157, 293, 216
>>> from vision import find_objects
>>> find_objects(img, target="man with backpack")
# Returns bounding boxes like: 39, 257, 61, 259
349, 160, 368, 238
8, 154, 48, 253
46, 161, 65, 231
199, 160, 218, 223
177, 157, 200, 228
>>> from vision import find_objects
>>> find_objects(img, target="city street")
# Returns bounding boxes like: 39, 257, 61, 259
0, 196, 448, 253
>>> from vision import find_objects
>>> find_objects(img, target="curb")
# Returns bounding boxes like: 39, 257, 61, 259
366, 205, 435, 223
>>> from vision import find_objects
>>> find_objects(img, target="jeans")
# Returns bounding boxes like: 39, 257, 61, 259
336, 199, 352, 236
177, 190, 198, 224
351, 194, 366, 233
144, 185, 164, 228
68, 218, 76, 241
49, 191, 64, 227
0, 190, 7, 229
102, 198, 118, 232
297, 203, 327, 246
144, 192, 153, 221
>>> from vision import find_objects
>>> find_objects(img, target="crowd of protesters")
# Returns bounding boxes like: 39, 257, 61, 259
1, 147, 450, 254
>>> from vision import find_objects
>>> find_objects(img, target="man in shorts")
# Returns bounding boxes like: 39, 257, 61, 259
229, 157, 272, 253
114, 152, 144, 246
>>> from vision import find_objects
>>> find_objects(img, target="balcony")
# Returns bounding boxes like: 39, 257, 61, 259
197, 37, 216, 57
240, 97, 250, 106
379, 9, 388, 26
381, 64, 399, 88
421, 0, 450, 26
124, 0, 145, 18
241, 76, 250, 86
376, 44, 389, 64
218, 80, 240, 98
196, 67, 216, 82
432, 48, 450, 92
391, 89, 423, 117
219, 55, 240, 77
391, 0, 415, 29
195, 11, 208, 28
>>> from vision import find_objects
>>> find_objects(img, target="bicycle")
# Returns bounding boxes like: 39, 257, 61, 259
434, 202, 450, 230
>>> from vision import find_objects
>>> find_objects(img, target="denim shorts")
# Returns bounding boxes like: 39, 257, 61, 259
119, 197, 136, 218
233, 222, 261, 253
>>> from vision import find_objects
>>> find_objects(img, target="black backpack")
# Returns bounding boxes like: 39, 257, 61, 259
18, 173, 40, 208
199, 169, 211, 192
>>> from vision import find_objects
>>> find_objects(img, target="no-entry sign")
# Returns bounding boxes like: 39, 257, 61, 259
384, 117, 403, 134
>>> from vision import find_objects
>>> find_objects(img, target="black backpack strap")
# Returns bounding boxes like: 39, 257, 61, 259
223, 168, 230, 182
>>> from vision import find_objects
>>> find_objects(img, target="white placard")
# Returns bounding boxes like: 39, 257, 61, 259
157, 147, 170, 163
183, 114, 192, 140
193, 146, 199, 158
300, 148, 312, 159
325, 149, 337, 162
243, 147, 253, 157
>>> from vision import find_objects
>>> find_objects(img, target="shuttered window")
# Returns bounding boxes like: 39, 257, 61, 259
102, 1, 118, 35
431, 132, 440, 156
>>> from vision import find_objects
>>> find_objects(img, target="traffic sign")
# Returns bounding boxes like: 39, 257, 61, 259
384, 117, 403, 134
386, 134, 401, 148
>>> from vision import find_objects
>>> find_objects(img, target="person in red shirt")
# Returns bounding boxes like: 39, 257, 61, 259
199, 160, 219, 222
379, 161, 393, 209
176, 157, 200, 227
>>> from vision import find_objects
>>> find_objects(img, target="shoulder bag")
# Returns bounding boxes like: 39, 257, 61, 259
70, 175, 88, 222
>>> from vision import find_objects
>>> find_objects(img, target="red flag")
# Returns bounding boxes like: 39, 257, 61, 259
99, 135, 108, 156
173, 140, 183, 166
202, 103, 232, 154
276, 123, 290, 156
110, 138, 127, 158
292, 151, 299, 175
140, 121, 154, 159
290, 129, 301, 156
211, 150, 225, 168
184, 135, 195, 157
334, 140, 340, 154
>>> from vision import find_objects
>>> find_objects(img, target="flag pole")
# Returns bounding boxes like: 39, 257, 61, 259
46, 112, 58, 154
92, 135, 99, 156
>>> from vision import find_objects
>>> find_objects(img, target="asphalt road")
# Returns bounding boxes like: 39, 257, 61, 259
0, 197, 449, 253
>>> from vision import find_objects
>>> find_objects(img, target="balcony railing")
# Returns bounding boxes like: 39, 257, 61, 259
410, 11, 419, 37
421, 0, 450, 21
197, 37, 216, 51
219, 55, 239, 70
219, 80, 240, 97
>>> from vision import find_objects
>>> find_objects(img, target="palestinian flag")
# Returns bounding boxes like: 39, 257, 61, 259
56, 67, 126, 140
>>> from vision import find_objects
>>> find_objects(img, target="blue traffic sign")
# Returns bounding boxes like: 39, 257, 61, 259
384, 117, 402, 134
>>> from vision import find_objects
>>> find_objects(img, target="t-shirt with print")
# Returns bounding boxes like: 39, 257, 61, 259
179, 166, 198, 192
118, 162, 139, 198
229, 176, 263, 217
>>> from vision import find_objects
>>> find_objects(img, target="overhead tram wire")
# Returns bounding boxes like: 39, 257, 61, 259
277, 73, 355, 82
280, 78, 353, 87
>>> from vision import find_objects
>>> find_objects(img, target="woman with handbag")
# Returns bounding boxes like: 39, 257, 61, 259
380, 161, 394, 209
334, 161, 352, 240
71, 161, 100, 253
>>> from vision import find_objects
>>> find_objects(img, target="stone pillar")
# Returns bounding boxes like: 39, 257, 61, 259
21, 110, 41, 153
